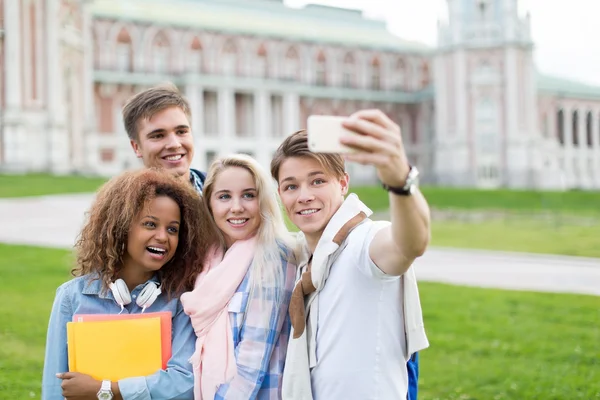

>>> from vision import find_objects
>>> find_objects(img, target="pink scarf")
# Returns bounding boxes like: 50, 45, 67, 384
180, 236, 256, 399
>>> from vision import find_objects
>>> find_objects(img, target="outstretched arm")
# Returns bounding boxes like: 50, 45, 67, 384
342, 109, 431, 276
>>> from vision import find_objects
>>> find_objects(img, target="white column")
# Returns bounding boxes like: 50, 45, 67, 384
4, 1, 22, 109
526, 53, 538, 137
577, 109, 588, 187
254, 90, 270, 168
454, 49, 470, 185
82, 0, 95, 133
3, 0, 24, 166
22, 1, 32, 106
284, 92, 300, 136
46, 0, 69, 171
218, 88, 235, 155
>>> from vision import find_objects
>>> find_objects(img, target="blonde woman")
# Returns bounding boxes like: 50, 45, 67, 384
181, 154, 296, 399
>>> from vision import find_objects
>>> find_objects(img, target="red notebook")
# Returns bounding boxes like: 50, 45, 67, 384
73, 311, 172, 369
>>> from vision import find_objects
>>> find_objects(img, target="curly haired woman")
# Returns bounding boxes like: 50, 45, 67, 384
42, 168, 217, 400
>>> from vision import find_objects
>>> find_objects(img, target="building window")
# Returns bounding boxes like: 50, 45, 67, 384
283, 47, 300, 81
572, 110, 579, 146
235, 93, 255, 138
315, 51, 327, 86
477, 164, 499, 181
421, 61, 430, 87
395, 59, 406, 90
151, 32, 170, 74
586, 111, 593, 148
476, 98, 497, 154
271, 95, 284, 137
100, 148, 115, 163
222, 39, 237, 76
557, 109, 564, 145
115, 28, 133, 72
187, 37, 203, 73
116, 43, 132, 72
256, 44, 268, 78
188, 49, 202, 73
371, 57, 381, 90
341, 53, 355, 88
205, 151, 217, 169
203, 91, 218, 137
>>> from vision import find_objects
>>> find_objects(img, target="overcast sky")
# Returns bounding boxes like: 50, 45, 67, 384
285, 0, 600, 86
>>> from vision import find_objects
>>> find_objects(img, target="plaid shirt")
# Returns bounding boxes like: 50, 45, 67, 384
215, 251, 296, 399
189, 168, 206, 195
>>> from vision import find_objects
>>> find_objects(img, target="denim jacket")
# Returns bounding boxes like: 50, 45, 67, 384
42, 274, 195, 400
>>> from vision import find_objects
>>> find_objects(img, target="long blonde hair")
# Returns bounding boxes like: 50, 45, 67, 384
203, 154, 293, 304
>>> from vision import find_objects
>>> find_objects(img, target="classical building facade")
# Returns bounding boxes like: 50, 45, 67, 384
1, 0, 599, 189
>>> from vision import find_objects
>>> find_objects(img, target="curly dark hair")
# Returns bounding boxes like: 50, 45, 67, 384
72, 168, 217, 297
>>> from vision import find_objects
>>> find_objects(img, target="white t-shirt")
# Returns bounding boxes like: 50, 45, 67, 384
310, 220, 408, 400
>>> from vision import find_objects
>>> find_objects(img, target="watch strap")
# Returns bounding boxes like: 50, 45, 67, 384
382, 165, 418, 196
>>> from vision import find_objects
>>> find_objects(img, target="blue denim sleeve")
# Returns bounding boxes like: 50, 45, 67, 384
118, 300, 195, 400
42, 285, 73, 400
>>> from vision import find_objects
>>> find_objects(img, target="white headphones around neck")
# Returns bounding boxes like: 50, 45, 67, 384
109, 279, 161, 313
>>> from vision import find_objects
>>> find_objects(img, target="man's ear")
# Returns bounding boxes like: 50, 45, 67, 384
130, 139, 142, 158
340, 172, 350, 196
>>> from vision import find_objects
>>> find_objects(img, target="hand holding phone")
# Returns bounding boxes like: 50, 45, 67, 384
307, 115, 359, 154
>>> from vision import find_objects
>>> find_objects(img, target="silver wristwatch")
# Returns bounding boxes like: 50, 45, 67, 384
382, 165, 420, 196
97, 380, 113, 400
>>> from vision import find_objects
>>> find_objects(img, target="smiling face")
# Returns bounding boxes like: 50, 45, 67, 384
208, 166, 261, 248
277, 156, 348, 245
122, 195, 181, 279
130, 106, 195, 181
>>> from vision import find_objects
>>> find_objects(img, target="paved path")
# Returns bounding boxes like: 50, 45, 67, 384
1, 194, 599, 296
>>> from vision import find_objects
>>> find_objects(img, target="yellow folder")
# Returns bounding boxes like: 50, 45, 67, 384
67, 317, 162, 381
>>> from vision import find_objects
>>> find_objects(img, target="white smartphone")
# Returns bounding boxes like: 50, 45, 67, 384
307, 115, 359, 154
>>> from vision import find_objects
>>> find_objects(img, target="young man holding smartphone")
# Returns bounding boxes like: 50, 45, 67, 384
271, 109, 430, 400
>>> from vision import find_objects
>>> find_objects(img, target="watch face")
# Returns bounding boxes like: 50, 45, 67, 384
98, 392, 113, 400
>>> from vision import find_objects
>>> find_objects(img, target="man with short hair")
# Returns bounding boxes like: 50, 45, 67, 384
271, 110, 430, 400
122, 83, 206, 192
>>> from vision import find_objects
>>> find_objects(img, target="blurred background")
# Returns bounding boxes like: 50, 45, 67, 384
0, 0, 598, 399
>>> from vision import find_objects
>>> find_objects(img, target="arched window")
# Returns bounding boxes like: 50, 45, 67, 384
395, 59, 406, 90
222, 39, 238, 76
315, 51, 327, 86
151, 31, 170, 74
371, 57, 381, 90
421, 61, 430, 87
342, 53, 355, 88
116, 28, 133, 72
188, 36, 203, 73
283, 47, 300, 81
256, 44, 268, 78
557, 109, 564, 145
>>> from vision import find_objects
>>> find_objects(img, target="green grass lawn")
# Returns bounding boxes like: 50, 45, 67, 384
2, 173, 599, 214
351, 186, 600, 216
1, 244, 597, 399
419, 282, 599, 399
2, 173, 599, 257
0, 173, 107, 198
431, 219, 600, 258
